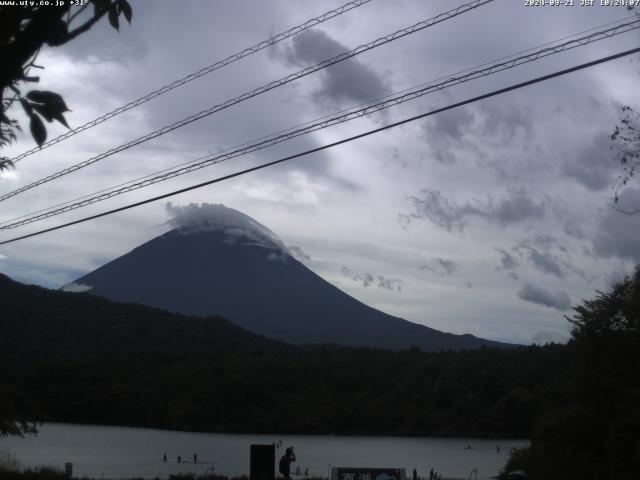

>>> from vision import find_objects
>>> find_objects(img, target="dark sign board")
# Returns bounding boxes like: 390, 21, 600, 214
250, 444, 275, 480
332, 467, 406, 480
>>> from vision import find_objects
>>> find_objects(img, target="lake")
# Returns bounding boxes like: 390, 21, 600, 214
0, 424, 529, 480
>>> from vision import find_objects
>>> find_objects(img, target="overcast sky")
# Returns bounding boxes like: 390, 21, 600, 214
2, 0, 640, 344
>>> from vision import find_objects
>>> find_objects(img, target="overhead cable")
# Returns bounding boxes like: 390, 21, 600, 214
1, 45, 638, 246
8, 0, 374, 164
2, 18, 638, 230
0, 0, 495, 203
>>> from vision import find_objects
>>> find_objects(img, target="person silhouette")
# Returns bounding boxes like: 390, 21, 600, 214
279, 447, 296, 478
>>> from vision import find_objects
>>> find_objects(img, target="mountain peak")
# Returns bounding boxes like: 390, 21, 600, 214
165, 202, 287, 253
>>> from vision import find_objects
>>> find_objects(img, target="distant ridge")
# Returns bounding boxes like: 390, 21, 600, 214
0, 272, 280, 357
70, 203, 510, 351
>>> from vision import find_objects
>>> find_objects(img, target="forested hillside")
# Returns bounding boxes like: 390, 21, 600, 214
0, 273, 566, 437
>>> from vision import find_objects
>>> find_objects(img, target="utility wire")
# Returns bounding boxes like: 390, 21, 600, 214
8, 0, 373, 164
2, 18, 638, 230
0, 0, 495, 203
1, 46, 638, 246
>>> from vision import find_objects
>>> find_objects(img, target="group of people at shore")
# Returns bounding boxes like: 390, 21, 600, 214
413, 468, 442, 480
162, 452, 199, 464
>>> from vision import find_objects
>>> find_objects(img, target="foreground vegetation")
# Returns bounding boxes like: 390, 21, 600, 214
501, 268, 640, 479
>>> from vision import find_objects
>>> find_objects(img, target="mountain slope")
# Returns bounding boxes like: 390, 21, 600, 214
71, 204, 509, 351
0, 272, 280, 362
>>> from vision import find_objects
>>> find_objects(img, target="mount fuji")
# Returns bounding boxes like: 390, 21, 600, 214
68, 203, 509, 351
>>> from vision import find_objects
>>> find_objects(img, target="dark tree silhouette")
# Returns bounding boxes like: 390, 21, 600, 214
0, 0, 132, 436
502, 267, 640, 480
0, 0, 132, 171
0, 382, 40, 437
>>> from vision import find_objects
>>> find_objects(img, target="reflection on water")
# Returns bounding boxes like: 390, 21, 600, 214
1, 423, 529, 480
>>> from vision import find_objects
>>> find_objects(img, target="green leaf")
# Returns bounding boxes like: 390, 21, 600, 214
118, 0, 132, 23
29, 113, 47, 147
108, 5, 119, 30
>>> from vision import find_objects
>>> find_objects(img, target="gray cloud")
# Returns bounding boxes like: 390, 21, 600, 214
165, 202, 287, 253
513, 235, 579, 279
517, 282, 571, 311
289, 245, 311, 262
423, 107, 476, 164
266, 251, 288, 263
478, 103, 533, 141
427, 107, 475, 141
518, 245, 564, 278
341, 266, 403, 292
60, 282, 93, 293
592, 188, 640, 263
420, 257, 457, 276
562, 133, 616, 192
402, 187, 548, 232
278, 29, 390, 106
376, 276, 403, 292
495, 247, 519, 270
342, 266, 374, 287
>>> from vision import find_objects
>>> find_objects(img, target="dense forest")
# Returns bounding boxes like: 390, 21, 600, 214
0, 272, 567, 437
1, 269, 639, 479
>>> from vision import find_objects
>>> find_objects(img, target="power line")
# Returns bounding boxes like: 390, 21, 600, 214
1, 45, 638, 246
0, 0, 495, 204
8, 0, 374, 164
3, 17, 637, 230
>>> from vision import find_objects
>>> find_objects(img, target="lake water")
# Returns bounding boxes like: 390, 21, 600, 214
0, 424, 528, 480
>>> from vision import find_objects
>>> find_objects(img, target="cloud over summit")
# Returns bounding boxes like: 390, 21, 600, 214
165, 202, 288, 253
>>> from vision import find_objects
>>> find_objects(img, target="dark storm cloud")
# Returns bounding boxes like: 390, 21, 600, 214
422, 103, 532, 165
428, 107, 475, 141
562, 133, 616, 192
277, 29, 391, 105
401, 187, 548, 232
422, 107, 476, 164
401, 188, 480, 233
495, 247, 518, 270
517, 282, 571, 312
341, 266, 403, 292
592, 188, 640, 263
478, 103, 533, 142
492, 188, 548, 226
513, 236, 579, 279
524, 247, 564, 278
289, 245, 311, 261
420, 257, 457, 276
342, 266, 374, 287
